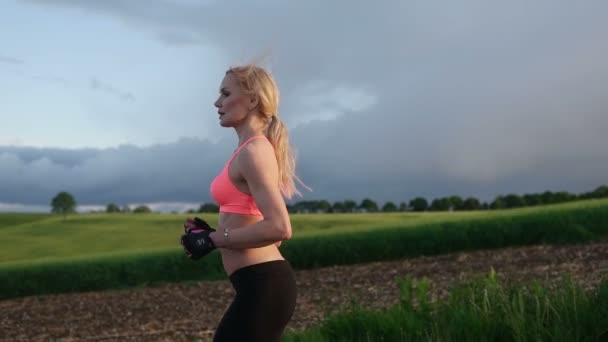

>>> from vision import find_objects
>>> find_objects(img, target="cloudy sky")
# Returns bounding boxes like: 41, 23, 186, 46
1, 0, 607, 212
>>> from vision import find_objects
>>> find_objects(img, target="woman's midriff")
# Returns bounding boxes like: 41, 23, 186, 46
217, 212, 285, 277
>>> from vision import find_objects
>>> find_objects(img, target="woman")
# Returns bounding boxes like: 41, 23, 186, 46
180, 64, 308, 341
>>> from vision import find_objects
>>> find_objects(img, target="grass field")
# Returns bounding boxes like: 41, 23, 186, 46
1, 198, 607, 266
284, 272, 608, 341
1, 199, 607, 340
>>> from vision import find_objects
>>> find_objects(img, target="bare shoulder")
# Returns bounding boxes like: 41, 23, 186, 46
236, 137, 288, 223
236, 138, 277, 174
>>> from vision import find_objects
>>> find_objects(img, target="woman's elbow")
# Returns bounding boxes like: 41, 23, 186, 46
282, 227, 292, 240
274, 220, 292, 240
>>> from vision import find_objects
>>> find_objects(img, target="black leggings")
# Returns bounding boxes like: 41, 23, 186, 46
213, 260, 297, 342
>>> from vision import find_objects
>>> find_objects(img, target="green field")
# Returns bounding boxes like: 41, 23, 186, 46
0, 198, 607, 300
2, 199, 606, 265
284, 272, 608, 341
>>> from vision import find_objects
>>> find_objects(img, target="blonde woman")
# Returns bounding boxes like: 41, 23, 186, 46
180, 64, 308, 341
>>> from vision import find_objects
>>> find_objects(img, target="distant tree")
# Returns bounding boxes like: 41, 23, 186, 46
589, 185, 608, 199
106, 203, 121, 213
503, 194, 525, 208
198, 203, 220, 213
523, 193, 542, 206
541, 191, 555, 205
289, 200, 324, 213
343, 200, 357, 213
490, 196, 506, 209
133, 205, 151, 213
359, 198, 379, 212
409, 197, 428, 212
429, 197, 451, 211
461, 197, 481, 210
51, 191, 77, 219
553, 191, 576, 203
316, 200, 331, 213
331, 201, 345, 213
382, 202, 398, 212
448, 196, 464, 210
399, 202, 408, 212
121, 205, 132, 213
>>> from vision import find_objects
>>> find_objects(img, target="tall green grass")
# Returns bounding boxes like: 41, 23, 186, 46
0, 199, 607, 299
1, 199, 606, 264
0, 214, 190, 263
0, 213, 50, 229
284, 272, 608, 341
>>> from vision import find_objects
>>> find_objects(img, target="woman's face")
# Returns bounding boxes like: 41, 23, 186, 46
214, 73, 252, 127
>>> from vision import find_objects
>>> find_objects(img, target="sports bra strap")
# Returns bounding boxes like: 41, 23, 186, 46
227, 135, 266, 163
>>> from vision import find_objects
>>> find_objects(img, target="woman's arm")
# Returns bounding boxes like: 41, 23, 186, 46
209, 140, 291, 249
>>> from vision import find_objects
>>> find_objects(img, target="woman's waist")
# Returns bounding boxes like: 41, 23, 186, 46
220, 248, 284, 276
217, 213, 283, 275
217, 212, 263, 231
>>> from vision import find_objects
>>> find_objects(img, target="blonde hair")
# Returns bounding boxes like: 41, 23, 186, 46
226, 64, 310, 199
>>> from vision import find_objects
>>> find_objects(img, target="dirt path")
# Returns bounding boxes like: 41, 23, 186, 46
2, 241, 607, 341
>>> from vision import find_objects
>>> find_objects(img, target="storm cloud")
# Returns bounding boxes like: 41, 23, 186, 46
3, 0, 607, 210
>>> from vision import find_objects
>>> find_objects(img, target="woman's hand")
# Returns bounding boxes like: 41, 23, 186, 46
184, 217, 215, 233
180, 216, 217, 260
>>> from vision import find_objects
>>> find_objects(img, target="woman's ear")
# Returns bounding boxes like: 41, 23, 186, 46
249, 95, 259, 110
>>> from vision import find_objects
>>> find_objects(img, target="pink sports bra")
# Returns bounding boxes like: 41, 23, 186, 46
209, 135, 268, 216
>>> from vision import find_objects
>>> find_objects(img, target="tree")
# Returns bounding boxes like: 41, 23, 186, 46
343, 200, 357, 213
523, 193, 542, 206
51, 191, 77, 219
580, 185, 607, 199
382, 202, 398, 212
399, 202, 408, 212
332, 201, 345, 213
589, 185, 608, 198
121, 205, 132, 213
448, 196, 464, 210
541, 191, 555, 205
503, 194, 525, 208
429, 197, 451, 211
198, 203, 220, 213
553, 191, 576, 203
490, 196, 506, 209
462, 197, 481, 210
316, 200, 331, 213
133, 205, 151, 213
106, 203, 121, 213
359, 198, 379, 212
409, 197, 428, 212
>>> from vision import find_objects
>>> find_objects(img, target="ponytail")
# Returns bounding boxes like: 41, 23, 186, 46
266, 116, 310, 199
227, 64, 311, 199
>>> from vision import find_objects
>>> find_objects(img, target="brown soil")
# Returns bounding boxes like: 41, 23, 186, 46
1, 241, 607, 341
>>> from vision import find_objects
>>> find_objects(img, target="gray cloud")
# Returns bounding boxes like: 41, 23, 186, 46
90, 77, 135, 101
0, 53, 24, 65
8, 0, 608, 207
0, 137, 229, 206
32, 75, 70, 86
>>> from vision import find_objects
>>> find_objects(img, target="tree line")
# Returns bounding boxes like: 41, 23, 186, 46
282, 184, 608, 214
50, 184, 608, 216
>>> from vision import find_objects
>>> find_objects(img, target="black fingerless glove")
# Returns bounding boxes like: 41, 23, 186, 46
180, 217, 217, 260
180, 230, 216, 260
184, 217, 216, 234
